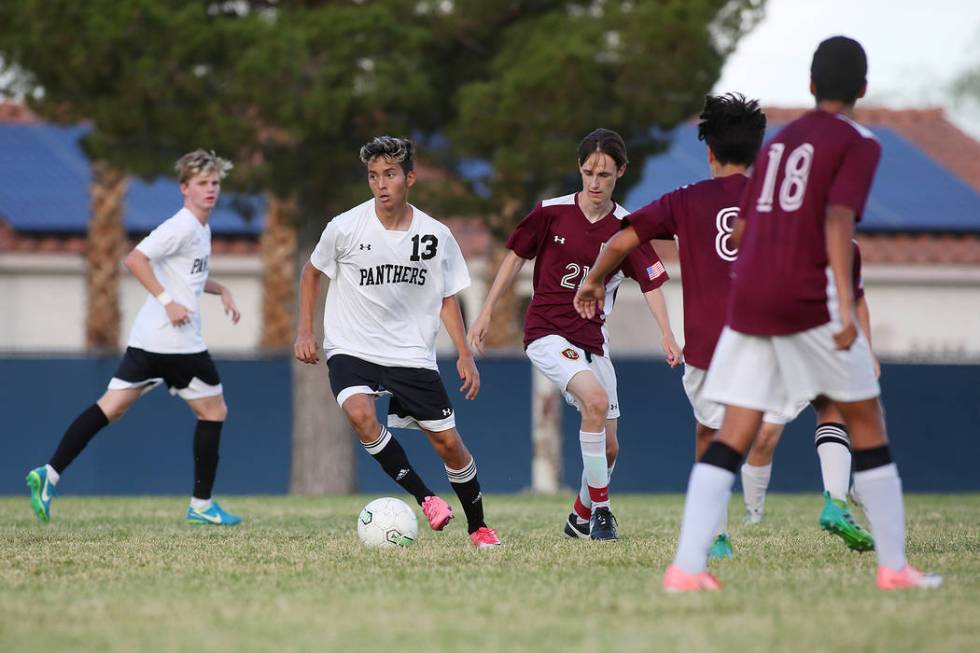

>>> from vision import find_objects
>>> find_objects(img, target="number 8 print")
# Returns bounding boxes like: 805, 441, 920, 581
714, 206, 739, 262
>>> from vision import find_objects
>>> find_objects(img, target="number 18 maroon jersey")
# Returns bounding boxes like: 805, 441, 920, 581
506, 193, 668, 356
730, 109, 881, 336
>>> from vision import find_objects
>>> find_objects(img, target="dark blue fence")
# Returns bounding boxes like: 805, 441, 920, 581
2, 357, 978, 495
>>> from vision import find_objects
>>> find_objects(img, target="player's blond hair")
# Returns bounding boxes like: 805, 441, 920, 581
174, 150, 233, 184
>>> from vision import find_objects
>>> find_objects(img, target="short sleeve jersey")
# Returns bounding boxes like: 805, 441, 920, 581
625, 174, 748, 369
310, 199, 470, 370
506, 193, 668, 356
128, 208, 212, 353
729, 110, 881, 335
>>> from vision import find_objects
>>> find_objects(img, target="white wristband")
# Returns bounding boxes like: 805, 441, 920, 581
155, 291, 173, 306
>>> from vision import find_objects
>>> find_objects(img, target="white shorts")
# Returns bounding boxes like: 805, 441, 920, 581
682, 364, 808, 429
525, 335, 620, 419
704, 324, 880, 418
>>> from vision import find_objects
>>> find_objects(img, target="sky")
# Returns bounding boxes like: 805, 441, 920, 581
713, 0, 980, 138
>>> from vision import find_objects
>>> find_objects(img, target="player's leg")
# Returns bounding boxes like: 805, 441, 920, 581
27, 348, 156, 522
812, 398, 873, 551
422, 425, 500, 547
695, 420, 733, 559
568, 417, 618, 539
740, 421, 784, 524
834, 397, 940, 588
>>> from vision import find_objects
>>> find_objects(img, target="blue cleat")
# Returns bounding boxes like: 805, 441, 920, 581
186, 500, 242, 526
708, 533, 734, 560
26, 466, 56, 523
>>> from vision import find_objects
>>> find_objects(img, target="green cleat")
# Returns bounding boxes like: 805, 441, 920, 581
708, 533, 734, 560
26, 466, 55, 523
819, 492, 875, 552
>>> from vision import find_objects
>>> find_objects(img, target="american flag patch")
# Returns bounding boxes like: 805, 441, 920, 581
646, 262, 666, 279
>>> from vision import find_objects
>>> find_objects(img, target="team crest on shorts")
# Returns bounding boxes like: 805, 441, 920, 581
561, 348, 580, 361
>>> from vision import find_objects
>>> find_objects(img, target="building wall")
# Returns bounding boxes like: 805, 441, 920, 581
3, 253, 980, 361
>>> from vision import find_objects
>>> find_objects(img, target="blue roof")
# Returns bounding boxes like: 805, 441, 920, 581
0, 123, 263, 235
623, 123, 980, 233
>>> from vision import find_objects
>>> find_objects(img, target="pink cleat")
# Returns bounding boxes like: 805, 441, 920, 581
876, 565, 943, 590
469, 527, 502, 548
421, 495, 454, 531
662, 564, 722, 593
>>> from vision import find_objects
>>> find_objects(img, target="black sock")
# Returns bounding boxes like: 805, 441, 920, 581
446, 458, 485, 534
362, 427, 433, 504
193, 420, 223, 500
49, 404, 110, 474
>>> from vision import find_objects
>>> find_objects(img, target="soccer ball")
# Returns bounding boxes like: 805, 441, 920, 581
357, 497, 418, 547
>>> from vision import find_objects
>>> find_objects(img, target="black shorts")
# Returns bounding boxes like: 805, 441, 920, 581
108, 347, 223, 400
327, 354, 455, 432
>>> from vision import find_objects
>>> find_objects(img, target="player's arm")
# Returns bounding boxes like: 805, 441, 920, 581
294, 262, 322, 364
855, 295, 880, 377
204, 279, 240, 324
730, 217, 747, 250
441, 294, 480, 400
826, 206, 857, 350
124, 248, 190, 327
574, 225, 640, 320
641, 288, 682, 368
466, 250, 527, 355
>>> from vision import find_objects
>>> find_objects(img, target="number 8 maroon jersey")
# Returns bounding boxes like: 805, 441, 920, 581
506, 193, 668, 356
730, 110, 881, 336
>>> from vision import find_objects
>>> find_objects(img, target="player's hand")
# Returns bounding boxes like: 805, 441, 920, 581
457, 354, 480, 400
294, 332, 320, 364
466, 313, 491, 356
574, 278, 605, 320
833, 318, 858, 351
221, 288, 241, 324
661, 332, 682, 368
165, 301, 192, 327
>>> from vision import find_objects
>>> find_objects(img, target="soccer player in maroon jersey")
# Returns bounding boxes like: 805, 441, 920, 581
468, 128, 681, 541
654, 36, 939, 591
741, 240, 880, 549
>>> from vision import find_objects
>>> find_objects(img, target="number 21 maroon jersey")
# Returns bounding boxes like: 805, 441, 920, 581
730, 109, 881, 336
506, 193, 668, 356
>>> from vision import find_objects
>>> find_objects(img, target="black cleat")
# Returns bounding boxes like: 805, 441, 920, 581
563, 512, 590, 539
589, 507, 618, 541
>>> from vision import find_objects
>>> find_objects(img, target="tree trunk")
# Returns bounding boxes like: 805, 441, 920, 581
483, 242, 524, 348
288, 238, 356, 495
260, 194, 297, 349
85, 161, 127, 351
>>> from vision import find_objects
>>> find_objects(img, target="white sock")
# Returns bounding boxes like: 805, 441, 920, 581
580, 430, 609, 509
576, 460, 616, 521
673, 463, 735, 574
190, 497, 213, 511
815, 424, 852, 501
853, 463, 906, 570
741, 463, 771, 515
45, 464, 60, 485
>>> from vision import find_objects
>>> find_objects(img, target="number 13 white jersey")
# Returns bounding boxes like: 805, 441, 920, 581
310, 199, 470, 370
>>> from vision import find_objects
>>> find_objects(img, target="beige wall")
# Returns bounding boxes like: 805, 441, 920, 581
3, 253, 980, 362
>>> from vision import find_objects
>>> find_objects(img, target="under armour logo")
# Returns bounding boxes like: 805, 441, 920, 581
396, 469, 409, 481
554, 235, 565, 244
610, 404, 618, 412
359, 243, 372, 250
442, 408, 452, 416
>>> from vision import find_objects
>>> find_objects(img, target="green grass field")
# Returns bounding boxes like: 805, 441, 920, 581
1, 494, 977, 653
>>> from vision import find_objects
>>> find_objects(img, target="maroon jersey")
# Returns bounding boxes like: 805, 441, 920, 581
625, 174, 748, 369
506, 193, 668, 356
730, 110, 881, 335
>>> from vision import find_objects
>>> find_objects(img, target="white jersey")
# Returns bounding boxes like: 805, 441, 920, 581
128, 208, 211, 353
310, 199, 470, 370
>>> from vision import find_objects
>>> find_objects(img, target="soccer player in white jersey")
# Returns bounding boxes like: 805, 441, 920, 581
294, 136, 500, 548
468, 129, 680, 541
27, 150, 243, 526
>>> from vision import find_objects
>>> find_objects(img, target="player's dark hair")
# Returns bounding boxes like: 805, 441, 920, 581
359, 136, 414, 173
811, 36, 868, 104
697, 93, 767, 167
578, 128, 628, 169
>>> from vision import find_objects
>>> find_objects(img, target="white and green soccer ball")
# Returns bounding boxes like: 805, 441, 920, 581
357, 497, 418, 547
